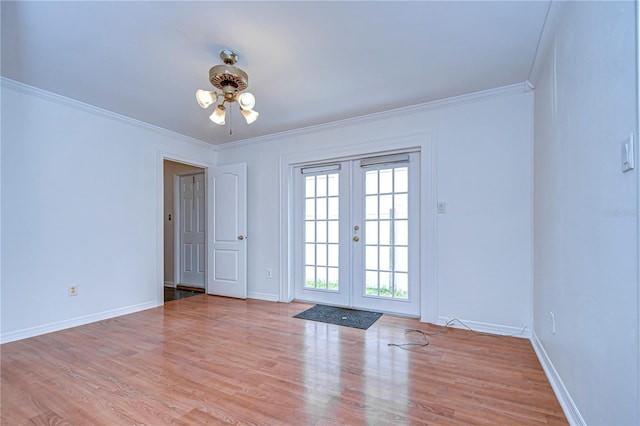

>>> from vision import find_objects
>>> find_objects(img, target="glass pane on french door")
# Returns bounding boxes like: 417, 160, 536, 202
363, 166, 409, 299
352, 154, 420, 316
294, 164, 350, 307
304, 172, 340, 291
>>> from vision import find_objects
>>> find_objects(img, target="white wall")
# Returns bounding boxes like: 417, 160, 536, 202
0, 79, 215, 342
217, 87, 534, 331
1, 76, 535, 345
532, 2, 639, 425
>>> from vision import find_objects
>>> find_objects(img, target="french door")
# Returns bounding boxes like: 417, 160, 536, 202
294, 152, 420, 316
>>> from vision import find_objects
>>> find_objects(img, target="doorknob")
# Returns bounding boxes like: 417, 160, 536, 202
238, 235, 245, 241
353, 236, 360, 242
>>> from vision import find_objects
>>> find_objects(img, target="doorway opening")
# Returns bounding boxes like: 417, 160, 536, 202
163, 160, 206, 302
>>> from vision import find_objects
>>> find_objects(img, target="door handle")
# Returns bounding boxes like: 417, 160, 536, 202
238, 235, 245, 241
353, 236, 360, 242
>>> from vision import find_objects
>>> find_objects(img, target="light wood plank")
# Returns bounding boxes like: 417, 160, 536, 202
1, 296, 566, 425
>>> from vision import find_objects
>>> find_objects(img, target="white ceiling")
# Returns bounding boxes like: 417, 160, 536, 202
1, 1, 550, 145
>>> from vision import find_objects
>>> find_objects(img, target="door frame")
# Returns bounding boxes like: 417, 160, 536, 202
173, 171, 206, 289
292, 155, 421, 316
157, 152, 214, 306
278, 133, 438, 323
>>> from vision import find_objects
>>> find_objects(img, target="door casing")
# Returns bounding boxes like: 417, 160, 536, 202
278, 133, 438, 323
158, 153, 213, 306
159, 155, 248, 305
293, 154, 420, 316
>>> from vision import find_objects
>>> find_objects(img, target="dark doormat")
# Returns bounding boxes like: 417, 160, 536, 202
294, 304, 382, 330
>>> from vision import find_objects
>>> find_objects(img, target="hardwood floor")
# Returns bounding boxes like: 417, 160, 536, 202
1, 296, 566, 425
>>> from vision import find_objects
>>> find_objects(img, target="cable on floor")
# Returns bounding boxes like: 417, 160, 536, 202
387, 318, 527, 349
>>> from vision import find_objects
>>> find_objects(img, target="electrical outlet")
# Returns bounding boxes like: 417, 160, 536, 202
69, 285, 78, 296
266, 268, 272, 279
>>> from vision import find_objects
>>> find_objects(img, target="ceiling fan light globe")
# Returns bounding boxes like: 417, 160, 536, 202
196, 89, 216, 108
236, 92, 256, 111
241, 109, 259, 124
209, 105, 226, 125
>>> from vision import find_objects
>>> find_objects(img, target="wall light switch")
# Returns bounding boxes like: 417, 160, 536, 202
622, 133, 635, 173
437, 202, 446, 214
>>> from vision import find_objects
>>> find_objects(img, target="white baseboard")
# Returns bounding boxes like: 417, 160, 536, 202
0, 301, 158, 344
436, 315, 531, 338
164, 281, 175, 288
530, 332, 585, 426
248, 292, 280, 302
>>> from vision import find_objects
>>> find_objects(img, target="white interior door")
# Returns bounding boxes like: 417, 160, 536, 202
179, 173, 205, 288
208, 163, 247, 298
294, 152, 420, 316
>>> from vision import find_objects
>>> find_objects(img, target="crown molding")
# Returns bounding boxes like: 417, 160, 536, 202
217, 81, 532, 152
1, 77, 214, 151
528, 0, 568, 85
2, 76, 532, 154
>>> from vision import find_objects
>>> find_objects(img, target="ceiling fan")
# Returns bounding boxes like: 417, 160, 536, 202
195, 49, 259, 127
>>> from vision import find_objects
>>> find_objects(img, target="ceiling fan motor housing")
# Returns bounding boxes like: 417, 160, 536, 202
201, 50, 255, 108
209, 64, 249, 92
